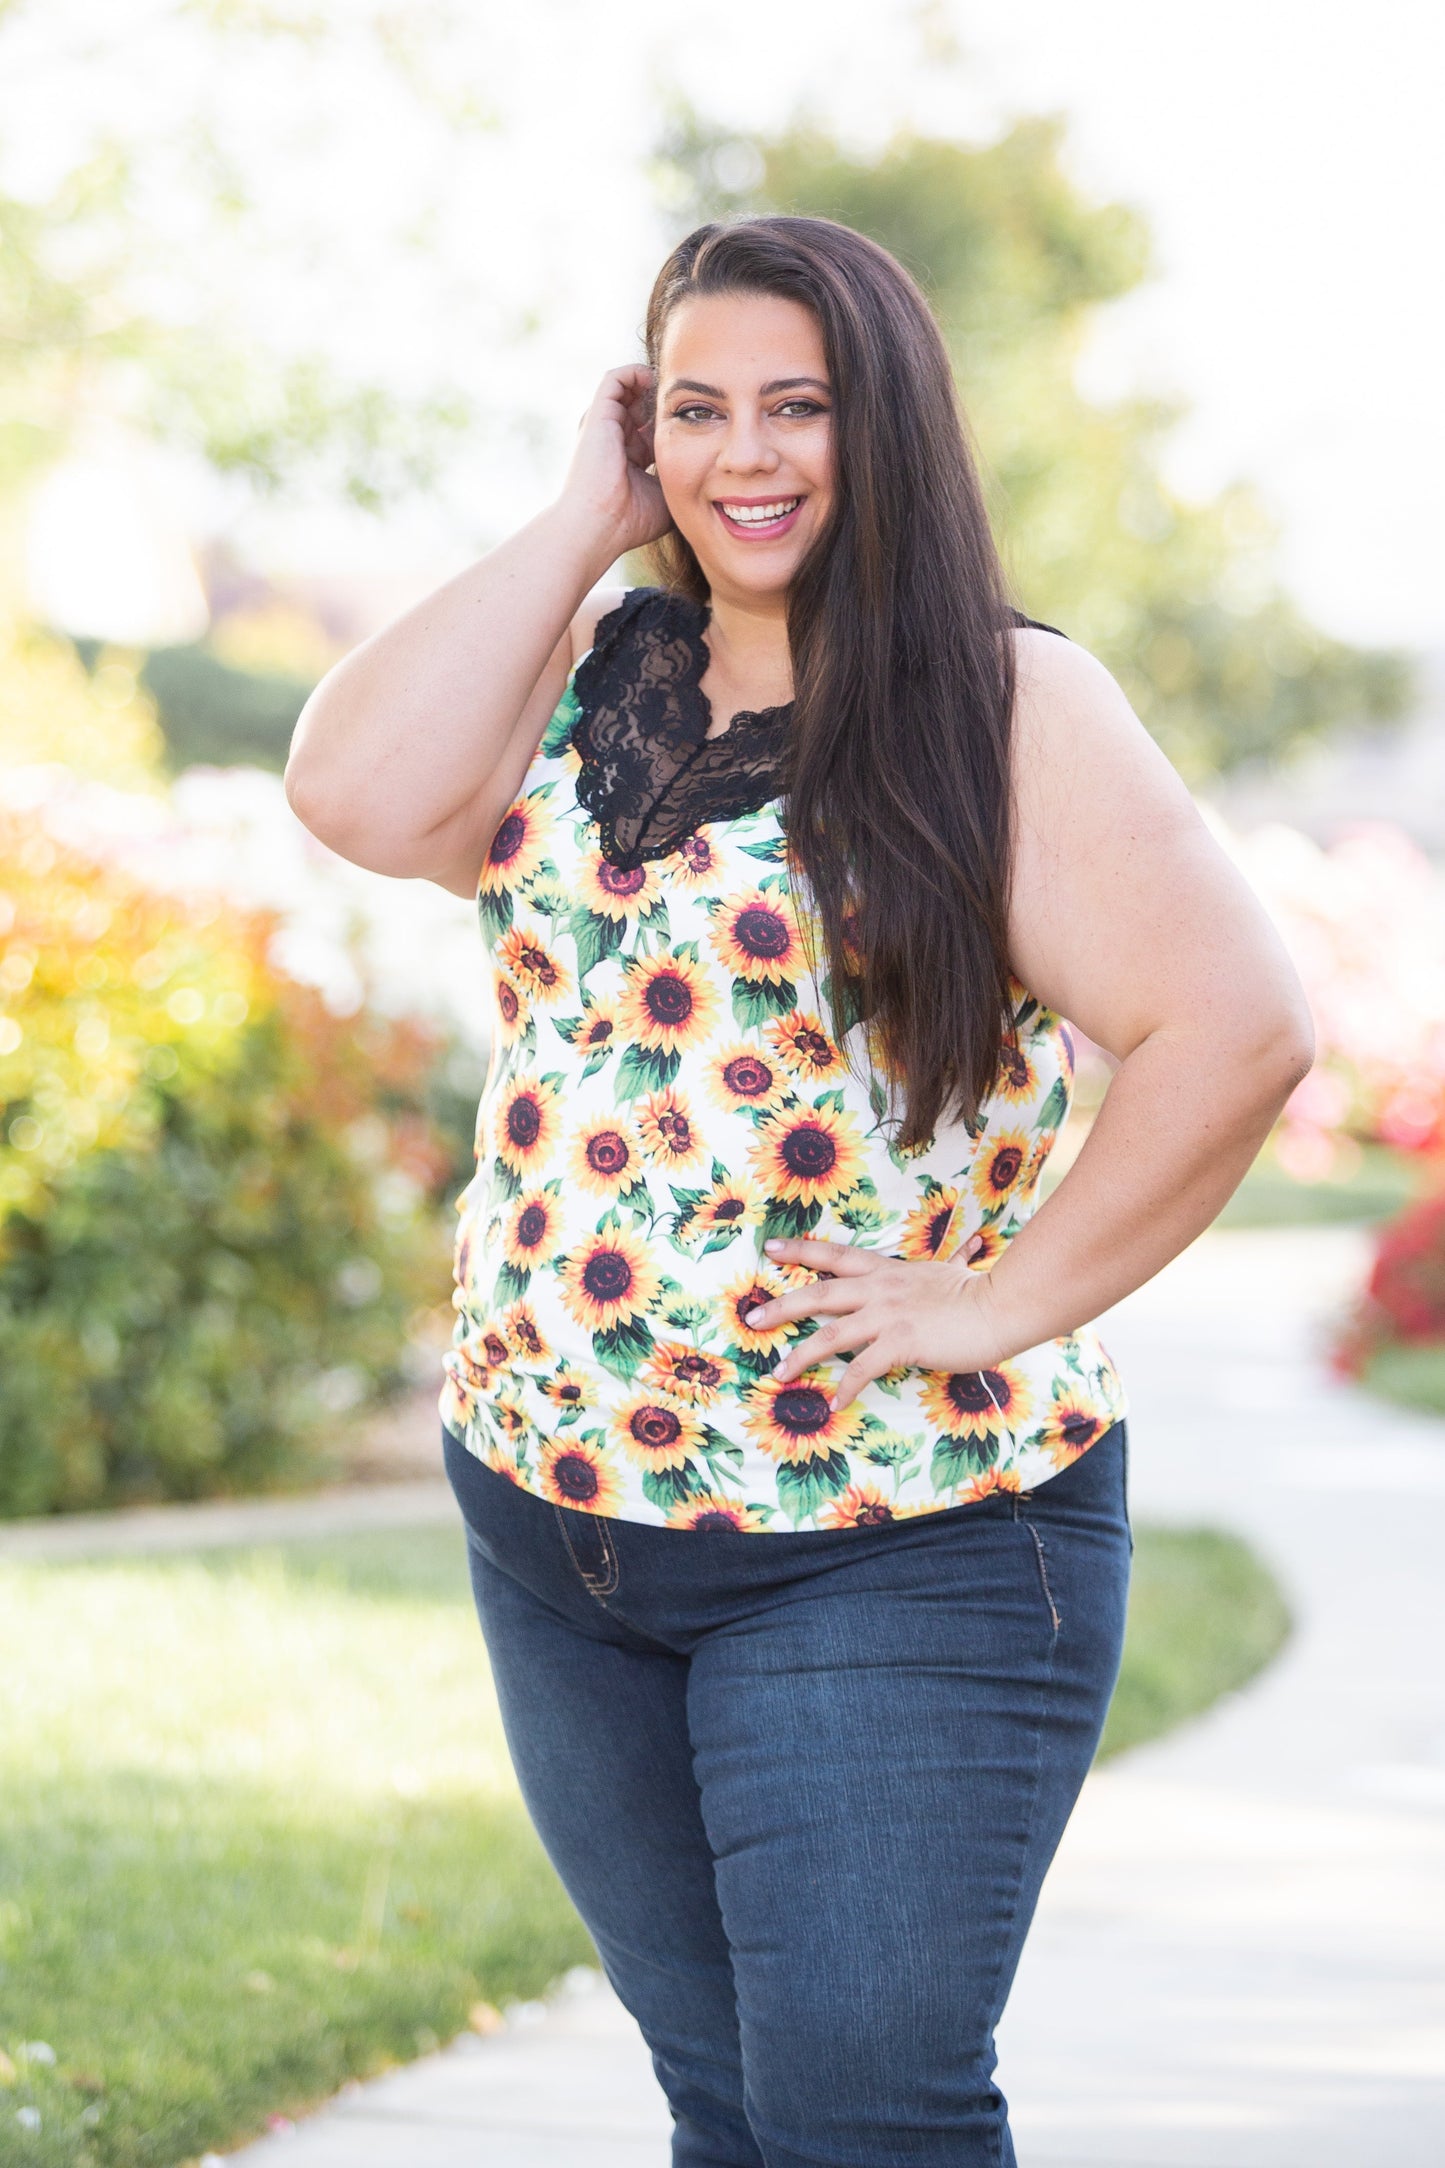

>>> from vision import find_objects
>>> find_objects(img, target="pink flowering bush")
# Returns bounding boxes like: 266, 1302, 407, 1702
1219, 815, 1445, 1174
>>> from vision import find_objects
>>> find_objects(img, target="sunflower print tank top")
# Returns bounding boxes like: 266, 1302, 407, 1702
440, 588, 1127, 1530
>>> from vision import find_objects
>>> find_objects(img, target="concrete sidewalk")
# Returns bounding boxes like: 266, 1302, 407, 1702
0, 1476, 456, 1562
212, 1225, 1445, 2163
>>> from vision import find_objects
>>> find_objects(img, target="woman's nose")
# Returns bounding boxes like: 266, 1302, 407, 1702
716, 417, 778, 473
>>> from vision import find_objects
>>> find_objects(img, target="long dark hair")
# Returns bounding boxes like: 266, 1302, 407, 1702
644, 214, 1020, 1151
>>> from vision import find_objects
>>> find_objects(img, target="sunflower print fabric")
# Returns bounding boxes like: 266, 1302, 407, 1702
441, 616, 1127, 1530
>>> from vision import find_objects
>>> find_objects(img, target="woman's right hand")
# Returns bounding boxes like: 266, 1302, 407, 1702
285, 364, 673, 895
555, 363, 673, 559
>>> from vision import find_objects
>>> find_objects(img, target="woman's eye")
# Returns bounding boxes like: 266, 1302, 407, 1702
672, 404, 717, 423
778, 400, 825, 418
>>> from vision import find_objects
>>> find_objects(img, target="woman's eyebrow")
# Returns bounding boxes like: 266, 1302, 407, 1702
663, 375, 831, 398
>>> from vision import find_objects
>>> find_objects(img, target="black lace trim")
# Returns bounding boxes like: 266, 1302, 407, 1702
570, 587, 791, 871
568, 586, 1063, 872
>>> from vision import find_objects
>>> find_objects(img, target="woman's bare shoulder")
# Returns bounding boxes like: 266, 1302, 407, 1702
1006, 621, 1192, 817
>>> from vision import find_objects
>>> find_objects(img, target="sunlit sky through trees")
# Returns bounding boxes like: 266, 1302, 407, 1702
4, 0, 1441, 649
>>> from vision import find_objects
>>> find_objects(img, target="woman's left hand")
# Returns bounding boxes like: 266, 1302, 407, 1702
748, 1235, 1005, 1411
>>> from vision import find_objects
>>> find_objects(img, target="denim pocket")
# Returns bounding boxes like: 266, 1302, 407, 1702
554, 1504, 621, 1600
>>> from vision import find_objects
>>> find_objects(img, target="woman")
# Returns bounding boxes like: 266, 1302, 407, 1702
286, 215, 1313, 2166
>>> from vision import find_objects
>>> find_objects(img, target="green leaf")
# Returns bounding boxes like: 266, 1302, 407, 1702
615, 1042, 680, 1100
592, 1315, 655, 1380
477, 888, 513, 941
493, 1261, 531, 1306
570, 906, 623, 983
820, 969, 864, 1037
725, 1342, 776, 1381
1035, 1075, 1070, 1131
488, 1162, 523, 1204
776, 1450, 852, 1525
759, 1197, 822, 1243
540, 690, 579, 755
740, 834, 786, 862
732, 976, 797, 1028
930, 1432, 1000, 1492
642, 1463, 707, 1512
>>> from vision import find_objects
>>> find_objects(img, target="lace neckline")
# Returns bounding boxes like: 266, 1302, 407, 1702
564, 586, 1067, 873
568, 586, 793, 871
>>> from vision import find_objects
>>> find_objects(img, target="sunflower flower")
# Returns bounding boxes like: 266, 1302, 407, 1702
608, 1391, 705, 1471
748, 1100, 866, 1208
618, 950, 719, 1054
538, 1435, 623, 1514
743, 1373, 864, 1465
558, 1225, 661, 1332
709, 888, 804, 984
636, 1086, 707, 1171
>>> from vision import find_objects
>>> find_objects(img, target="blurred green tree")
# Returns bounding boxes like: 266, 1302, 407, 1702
0, 11, 474, 518
0, 0, 480, 760
652, 112, 1411, 781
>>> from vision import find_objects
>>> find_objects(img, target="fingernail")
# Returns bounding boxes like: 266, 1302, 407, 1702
746, 1308, 767, 1325
828, 1395, 839, 1411
764, 1239, 783, 1253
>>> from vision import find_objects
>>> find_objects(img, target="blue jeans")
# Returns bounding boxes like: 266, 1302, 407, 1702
444, 1418, 1133, 2167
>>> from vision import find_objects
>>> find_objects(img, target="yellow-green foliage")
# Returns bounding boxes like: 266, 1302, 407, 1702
0, 618, 166, 788
0, 800, 453, 1517
0, 811, 262, 1232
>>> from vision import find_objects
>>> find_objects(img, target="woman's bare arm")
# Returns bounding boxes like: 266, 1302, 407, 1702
283, 363, 669, 899
974, 627, 1316, 1350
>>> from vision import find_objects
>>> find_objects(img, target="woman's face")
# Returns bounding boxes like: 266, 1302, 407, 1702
652, 290, 835, 606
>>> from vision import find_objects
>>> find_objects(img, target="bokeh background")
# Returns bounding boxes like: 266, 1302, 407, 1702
2, 4, 1443, 2162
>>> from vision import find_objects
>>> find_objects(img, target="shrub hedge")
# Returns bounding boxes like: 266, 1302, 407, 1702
1331, 1182, 1445, 1395
0, 804, 456, 1516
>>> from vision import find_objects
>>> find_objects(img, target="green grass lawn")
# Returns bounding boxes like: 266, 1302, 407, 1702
0, 1518, 1289, 2167
1210, 1136, 1426, 1228
1359, 1341, 1445, 1418
1098, 1525, 1291, 1758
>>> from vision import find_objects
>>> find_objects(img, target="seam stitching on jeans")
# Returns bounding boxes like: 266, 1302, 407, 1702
979, 1538, 1059, 2168
553, 1505, 620, 1598
1021, 1516, 1063, 1634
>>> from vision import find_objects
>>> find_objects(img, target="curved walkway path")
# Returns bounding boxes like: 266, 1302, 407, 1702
14, 1227, 1442, 2164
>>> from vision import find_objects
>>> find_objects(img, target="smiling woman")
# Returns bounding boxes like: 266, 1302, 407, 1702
283, 213, 1314, 2166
